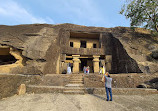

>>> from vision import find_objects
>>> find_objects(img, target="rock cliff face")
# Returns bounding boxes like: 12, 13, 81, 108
111, 27, 158, 74
0, 24, 157, 74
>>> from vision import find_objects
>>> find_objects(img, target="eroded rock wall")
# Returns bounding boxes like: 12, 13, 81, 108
0, 24, 58, 74
0, 24, 157, 74
111, 27, 158, 74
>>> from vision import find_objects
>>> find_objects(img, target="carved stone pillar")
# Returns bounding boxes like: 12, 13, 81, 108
72, 55, 80, 74
93, 55, 100, 74
105, 55, 112, 72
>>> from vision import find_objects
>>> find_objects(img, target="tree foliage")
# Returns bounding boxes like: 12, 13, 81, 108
120, 0, 158, 32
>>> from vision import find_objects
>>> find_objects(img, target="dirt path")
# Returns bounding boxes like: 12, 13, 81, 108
0, 94, 158, 111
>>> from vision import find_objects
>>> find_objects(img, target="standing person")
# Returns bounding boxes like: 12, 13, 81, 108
102, 66, 105, 75
99, 67, 103, 74
86, 66, 88, 74
105, 74, 112, 101
87, 66, 90, 74
83, 66, 86, 74
67, 63, 71, 74
105, 72, 109, 77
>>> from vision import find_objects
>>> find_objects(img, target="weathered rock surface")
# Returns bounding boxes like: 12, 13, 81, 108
0, 24, 158, 74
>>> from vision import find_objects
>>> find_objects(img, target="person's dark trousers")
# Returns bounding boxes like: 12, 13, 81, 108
105, 87, 112, 101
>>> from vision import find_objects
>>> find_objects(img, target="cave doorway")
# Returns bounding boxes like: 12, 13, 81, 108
79, 58, 93, 73
0, 48, 17, 65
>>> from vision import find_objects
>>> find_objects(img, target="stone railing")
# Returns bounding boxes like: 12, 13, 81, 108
61, 46, 105, 55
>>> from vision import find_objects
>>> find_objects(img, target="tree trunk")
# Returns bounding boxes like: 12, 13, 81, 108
155, 24, 158, 32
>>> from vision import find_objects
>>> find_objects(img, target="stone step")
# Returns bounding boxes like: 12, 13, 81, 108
64, 88, 85, 92
70, 76, 83, 78
27, 85, 64, 93
70, 74, 83, 76
69, 81, 83, 84
70, 77, 83, 79
70, 79, 83, 81
65, 84, 84, 87
71, 74, 84, 75
85, 88, 158, 95
70, 79, 83, 82
71, 75, 82, 76
63, 90, 85, 95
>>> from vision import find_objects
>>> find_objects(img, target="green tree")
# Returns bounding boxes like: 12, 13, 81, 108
120, 0, 158, 32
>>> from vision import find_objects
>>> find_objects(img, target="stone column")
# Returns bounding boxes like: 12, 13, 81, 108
93, 55, 100, 74
72, 55, 80, 74
105, 55, 112, 72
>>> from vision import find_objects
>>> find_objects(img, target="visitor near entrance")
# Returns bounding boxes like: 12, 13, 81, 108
105, 72, 109, 77
102, 66, 105, 75
67, 63, 71, 74
67, 66, 71, 74
99, 67, 102, 74
104, 73, 112, 101
83, 66, 86, 74
86, 66, 90, 74
87, 66, 90, 74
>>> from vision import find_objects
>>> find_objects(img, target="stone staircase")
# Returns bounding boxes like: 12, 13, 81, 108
63, 74, 85, 95
25, 74, 158, 95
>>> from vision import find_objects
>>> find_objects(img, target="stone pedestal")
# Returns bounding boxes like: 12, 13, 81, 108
72, 55, 80, 74
105, 55, 112, 72
93, 55, 100, 74
17, 84, 26, 95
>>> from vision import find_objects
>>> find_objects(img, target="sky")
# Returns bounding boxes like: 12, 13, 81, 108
0, 0, 130, 28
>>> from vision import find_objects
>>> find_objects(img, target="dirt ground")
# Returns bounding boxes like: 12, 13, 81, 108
0, 93, 158, 111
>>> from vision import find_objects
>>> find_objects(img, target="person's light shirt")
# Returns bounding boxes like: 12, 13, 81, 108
105, 76, 112, 88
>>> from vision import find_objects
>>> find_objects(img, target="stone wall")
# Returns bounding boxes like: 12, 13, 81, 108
0, 74, 71, 99
69, 37, 99, 48
84, 73, 158, 89
0, 74, 41, 99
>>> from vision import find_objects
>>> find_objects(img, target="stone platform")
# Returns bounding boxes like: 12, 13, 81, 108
0, 73, 158, 99
27, 85, 158, 95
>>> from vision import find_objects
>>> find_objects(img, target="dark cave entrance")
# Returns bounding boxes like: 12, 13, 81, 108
0, 48, 17, 65
79, 58, 94, 73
